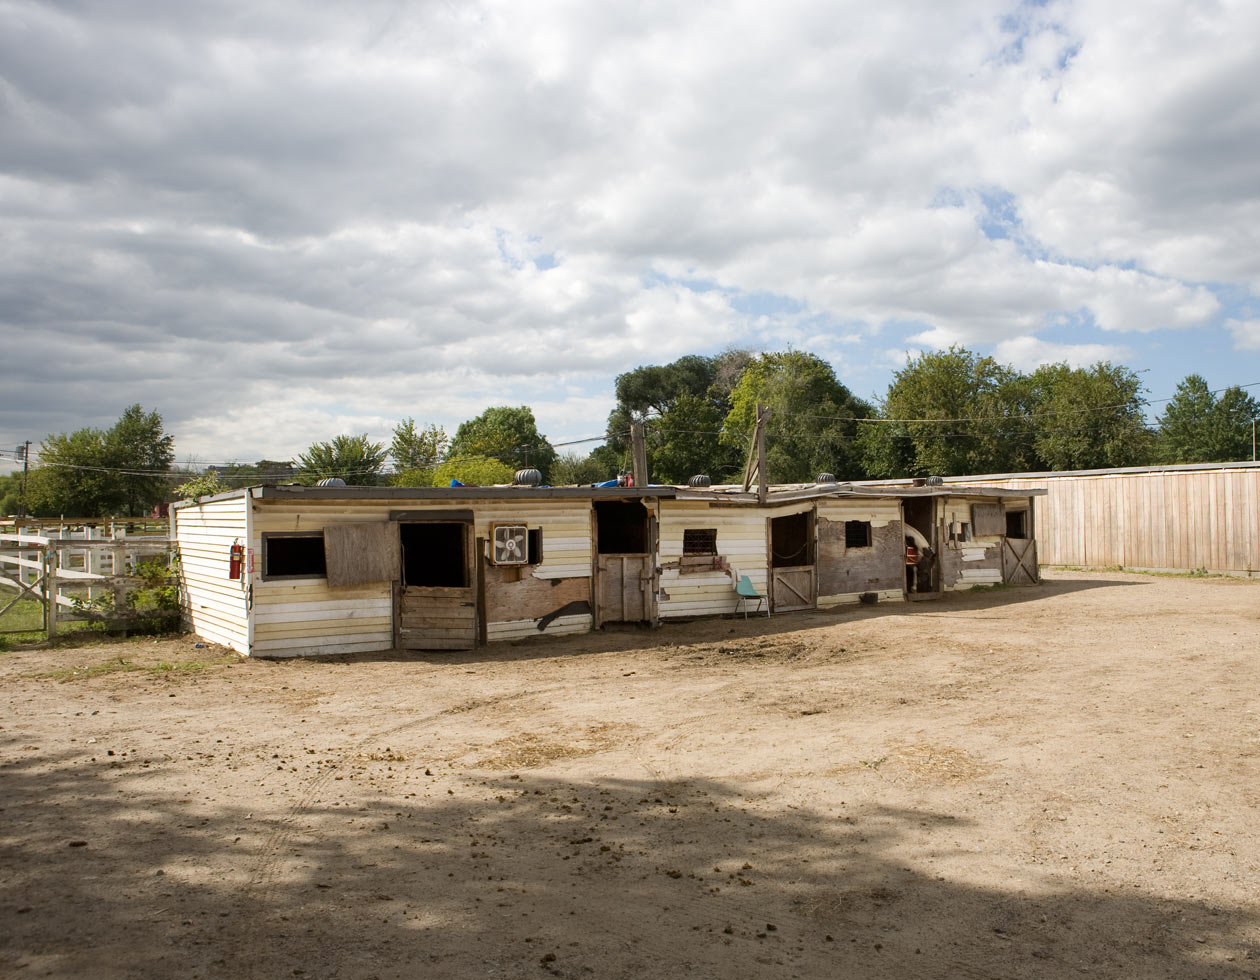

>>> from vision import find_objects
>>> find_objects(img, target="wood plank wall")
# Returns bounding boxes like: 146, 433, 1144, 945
173, 496, 251, 653
249, 496, 595, 656
950, 466, 1260, 573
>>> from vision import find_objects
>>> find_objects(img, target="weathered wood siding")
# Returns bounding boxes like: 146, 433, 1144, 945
656, 500, 774, 619
948, 464, 1260, 574
250, 496, 594, 656
815, 498, 905, 606
173, 496, 250, 653
940, 496, 1005, 589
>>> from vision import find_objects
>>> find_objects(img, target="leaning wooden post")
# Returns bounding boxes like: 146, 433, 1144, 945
630, 422, 648, 489
756, 404, 770, 505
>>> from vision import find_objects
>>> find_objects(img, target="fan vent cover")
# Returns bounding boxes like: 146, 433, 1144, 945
492, 525, 529, 565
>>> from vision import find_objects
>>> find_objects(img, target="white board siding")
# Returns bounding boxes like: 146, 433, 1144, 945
174, 496, 250, 654
657, 501, 768, 618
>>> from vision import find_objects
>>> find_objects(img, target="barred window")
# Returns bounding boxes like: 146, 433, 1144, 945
682, 528, 718, 555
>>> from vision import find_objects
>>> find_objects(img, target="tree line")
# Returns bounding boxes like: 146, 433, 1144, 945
4, 351, 1257, 517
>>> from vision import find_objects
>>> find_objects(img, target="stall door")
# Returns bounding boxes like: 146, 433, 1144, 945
593, 500, 654, 624
769, 511, 816, 612
597, 555, 651, 622
396, 520, 478, 650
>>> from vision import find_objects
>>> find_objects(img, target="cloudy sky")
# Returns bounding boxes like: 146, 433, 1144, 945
2, 0, 1258, 468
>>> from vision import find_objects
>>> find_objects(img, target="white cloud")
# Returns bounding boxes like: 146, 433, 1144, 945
1, 0, 1257, 458
994, 336, 1132, 372
1226, 318, 1260, 351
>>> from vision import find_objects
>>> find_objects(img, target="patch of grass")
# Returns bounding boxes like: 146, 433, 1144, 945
0, 597, 47, 645
30, 648, 241, 683
34, 656, 145, 682
964, 582, 1012, 593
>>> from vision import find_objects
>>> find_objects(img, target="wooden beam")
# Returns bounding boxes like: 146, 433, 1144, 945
631, 422, 648, 489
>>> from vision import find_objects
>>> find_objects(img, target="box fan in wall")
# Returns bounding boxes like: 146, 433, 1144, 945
492, 525, 529, 565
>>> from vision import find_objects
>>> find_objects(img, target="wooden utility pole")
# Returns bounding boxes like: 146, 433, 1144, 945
630, 422, 648, 489
18, 443, 30, 518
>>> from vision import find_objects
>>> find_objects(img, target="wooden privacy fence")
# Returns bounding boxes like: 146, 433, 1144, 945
0, 524, 174, 636
939, 462, 1260, 575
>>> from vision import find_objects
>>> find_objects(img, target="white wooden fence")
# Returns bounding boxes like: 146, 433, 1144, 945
0, 522, 174, 635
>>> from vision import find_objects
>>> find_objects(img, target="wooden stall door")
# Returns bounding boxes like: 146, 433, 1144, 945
396, 521, 478, 650
1002, 537, 1038, 585
771, 566, 816, 612
597, 555, 650, 623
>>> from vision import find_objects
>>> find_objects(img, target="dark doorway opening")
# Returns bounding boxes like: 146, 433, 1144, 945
901, 496, 938, 593
770, 512, 812, 568
400, 522, 467, 588
595, 501, 648, 554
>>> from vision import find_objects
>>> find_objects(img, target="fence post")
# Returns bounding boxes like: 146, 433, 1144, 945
44, 547, 57, 639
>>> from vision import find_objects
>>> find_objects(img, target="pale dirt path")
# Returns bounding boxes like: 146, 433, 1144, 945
2, 570, 1259, 979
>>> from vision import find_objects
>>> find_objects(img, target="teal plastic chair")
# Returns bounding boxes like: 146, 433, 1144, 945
735, 575, 769, 618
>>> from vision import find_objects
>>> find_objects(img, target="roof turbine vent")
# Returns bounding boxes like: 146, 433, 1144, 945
926, 475, 944, 487
316, 477, 347, 487
688, 474, 712, 488
816, 472, 837, 484
514, 467, 542, 487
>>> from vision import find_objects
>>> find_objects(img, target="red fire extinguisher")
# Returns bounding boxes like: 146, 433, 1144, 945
229, 542, 244, 580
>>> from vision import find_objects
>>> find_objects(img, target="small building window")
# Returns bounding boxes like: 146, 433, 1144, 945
263, 533, 326, 579
682, 528, 718, 555
1006, 509, 1028, 539
951, 522, 972, 544
844, 520, 872, 548
527, 528, 543, 565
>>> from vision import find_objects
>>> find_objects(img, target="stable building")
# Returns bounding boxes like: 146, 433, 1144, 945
172, 480, 1043, 657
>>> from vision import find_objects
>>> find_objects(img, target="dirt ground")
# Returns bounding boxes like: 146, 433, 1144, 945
2, 570, 1259, 980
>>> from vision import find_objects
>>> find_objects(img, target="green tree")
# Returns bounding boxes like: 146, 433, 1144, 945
722, 351, 873, 482
216, 459, 297, 485
0, 472, 22, 515
649, 392, 743, 483
1028, 362, 1153, 470
549, 451, 612, 486
297, 434, 388, 485
428, 457, 515, 486
173, 473, 230, 500
602, 350, 752, 474
1156, 375, 1260, 463
858, 347, 1030, 478
390, 419, 449, 473
448, 406, 556, 480
30, 406, 174, 517
107, 404, 176, 516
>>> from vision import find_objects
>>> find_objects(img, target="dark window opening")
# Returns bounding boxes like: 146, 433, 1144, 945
770, 511, 813, 568
682, 528, 718, 555
844, 520, 872, 548
596, 500, 648, 554
1006, 509, 1028, 539
263, 534, 326, 579
401, 522, 467, 588
527, 528, 543, 565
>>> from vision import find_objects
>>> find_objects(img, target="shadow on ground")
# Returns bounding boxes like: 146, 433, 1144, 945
3, 736, 1253, 980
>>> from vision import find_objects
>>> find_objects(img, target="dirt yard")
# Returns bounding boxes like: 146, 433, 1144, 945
2, 570, 1258, 979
